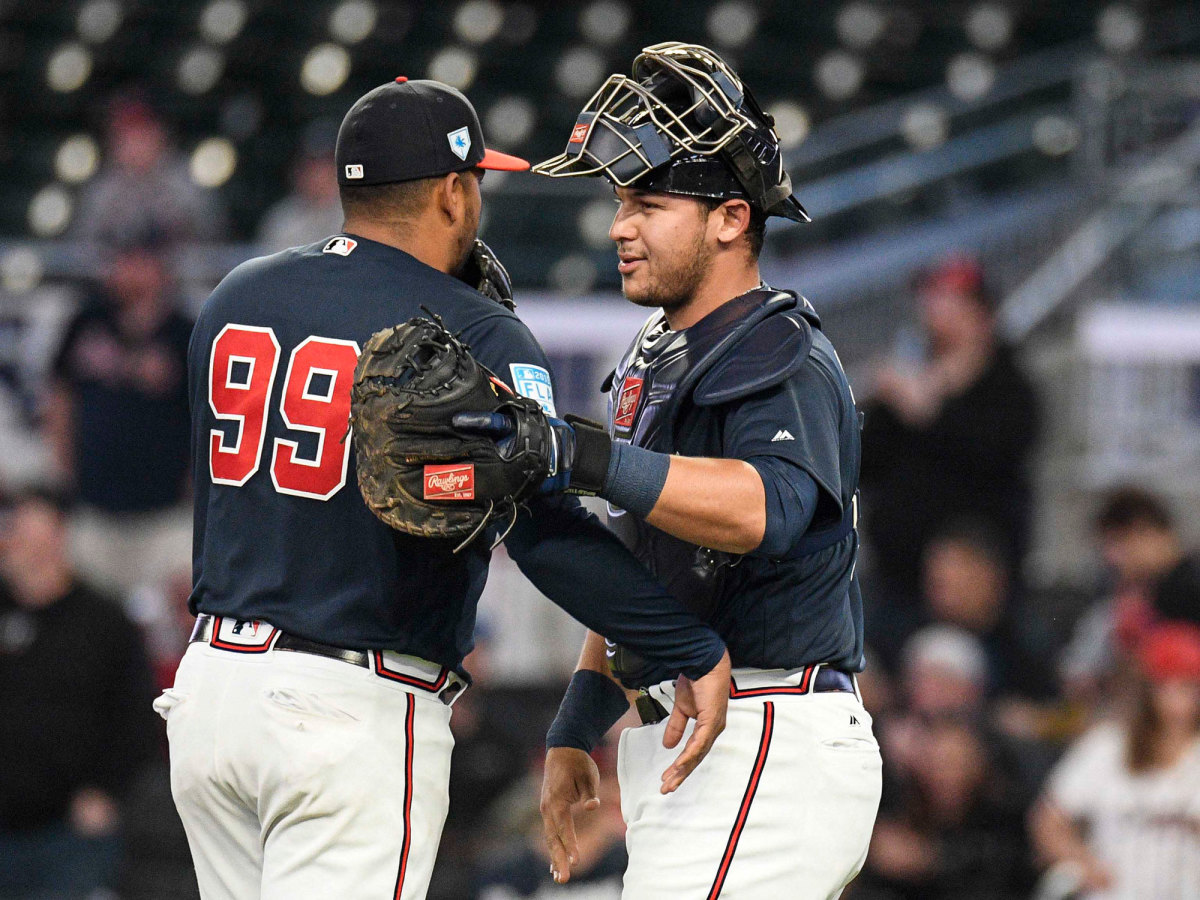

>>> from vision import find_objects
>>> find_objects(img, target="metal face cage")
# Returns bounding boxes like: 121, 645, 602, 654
531, 42, 756, 186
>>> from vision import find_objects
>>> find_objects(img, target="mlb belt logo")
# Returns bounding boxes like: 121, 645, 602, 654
424, 464, 475, 500
212, 616, 277, 651
614, 377, 643, 429
569, 122, 591, 144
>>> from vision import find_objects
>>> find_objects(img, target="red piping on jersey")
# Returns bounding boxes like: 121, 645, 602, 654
373, 651, 450, 692
727, 665, 813, 698
706, 701, 775, 900
392, 693, 416, 900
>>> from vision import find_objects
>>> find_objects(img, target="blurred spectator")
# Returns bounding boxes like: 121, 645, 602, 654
256, 124, 344, 253
860, 256, 1040, 616
42, 242, 193, 601
72, 95, 227, 247
854, 716, 1036, 900
1060, 487, 1196, 707
1030, 622, 1200, 899
0, 487, 160, 899
921, 519, 1056, 702
475, 749, 626, 900
902, 624, 988, 719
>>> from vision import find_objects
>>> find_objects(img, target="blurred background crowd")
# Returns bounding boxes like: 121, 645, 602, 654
0, 1, 1198, 898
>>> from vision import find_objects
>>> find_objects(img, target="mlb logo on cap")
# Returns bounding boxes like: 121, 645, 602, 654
345, 164, 364, 179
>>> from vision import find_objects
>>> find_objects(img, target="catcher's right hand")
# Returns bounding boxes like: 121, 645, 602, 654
349, 314, 552, 548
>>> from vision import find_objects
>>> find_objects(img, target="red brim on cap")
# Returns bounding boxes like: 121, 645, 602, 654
479, 148, 530, 171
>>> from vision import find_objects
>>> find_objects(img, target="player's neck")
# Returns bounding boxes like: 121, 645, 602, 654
343, 218, 458, 274
663, 262, 762, 331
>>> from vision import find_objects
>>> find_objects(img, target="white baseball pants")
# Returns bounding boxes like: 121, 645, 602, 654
156, 640, 455, 900
618, 671, 882, 899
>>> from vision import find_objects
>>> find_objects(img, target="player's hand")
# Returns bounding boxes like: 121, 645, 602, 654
660, 648, 731, 794
540, 747, 601, 884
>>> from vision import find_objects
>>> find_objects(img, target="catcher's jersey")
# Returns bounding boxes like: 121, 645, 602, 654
607, 291, 865, 686
188, 235, 724, 679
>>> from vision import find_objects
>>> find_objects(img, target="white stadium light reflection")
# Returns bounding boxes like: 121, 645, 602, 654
484, 95, 536, 148
946, 52, 996, 102
55, 134, 101, 184
767, 101, 810, 149
28, 186, 74, 237
200, 0, 249, 45
46, 42, 93, 93
901, 102, 949, 151
1096, 4, 1144, 53
178, 46, 225, 95
301, 43, 351, 96
454, 0, 504, 45
330, 0, 378, 45
965, 3, 1013, 52
579, 1, 631, 46
428, 47, 479, 91
815, 51, 864, 102
578, 199, 617, 250
77, 0, 123, 44
1, 248, 45, 295
555, 46, 606, 98
706, 0, 758, 50
190, 138, 238, 188
836, 3, 886, 51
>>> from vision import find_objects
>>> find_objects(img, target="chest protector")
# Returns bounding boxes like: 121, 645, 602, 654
604, 287, 821, 685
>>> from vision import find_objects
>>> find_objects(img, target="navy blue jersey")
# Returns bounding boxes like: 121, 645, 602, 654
607, 293, 865, 684
189, 235, 724, 679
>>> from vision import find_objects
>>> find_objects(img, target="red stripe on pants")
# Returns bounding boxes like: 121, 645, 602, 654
707, 702, 775, 900
392, 693, 416, 900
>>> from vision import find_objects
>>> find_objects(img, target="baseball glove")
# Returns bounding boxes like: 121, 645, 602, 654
458, 238, 515, 310
349, 314, 552, 550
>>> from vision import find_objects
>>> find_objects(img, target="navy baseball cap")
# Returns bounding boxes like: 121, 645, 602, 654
336, 77, 530, 186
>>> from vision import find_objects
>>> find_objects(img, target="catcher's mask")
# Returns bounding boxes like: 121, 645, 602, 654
532, 41, 809, 223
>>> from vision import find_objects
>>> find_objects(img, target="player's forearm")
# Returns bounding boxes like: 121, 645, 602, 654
506, 496, 727, 680
642, 456, 766, 553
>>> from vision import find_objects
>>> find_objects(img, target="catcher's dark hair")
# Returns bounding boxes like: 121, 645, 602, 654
339, 177, 440, 223
1095, 485, 1174, 533
698, 196, 766, 259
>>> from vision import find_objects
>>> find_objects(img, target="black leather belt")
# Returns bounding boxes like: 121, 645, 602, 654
189, 614, 464, 706
636, 665, 858, 725
190, 614, 370, 667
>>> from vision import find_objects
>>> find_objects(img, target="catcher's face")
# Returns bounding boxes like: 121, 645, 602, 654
609, 187, 715, 313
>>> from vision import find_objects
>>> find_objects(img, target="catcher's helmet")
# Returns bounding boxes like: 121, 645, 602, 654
533, 42, 809, 223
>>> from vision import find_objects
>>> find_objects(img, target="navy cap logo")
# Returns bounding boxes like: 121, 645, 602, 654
447, 126, 471, 160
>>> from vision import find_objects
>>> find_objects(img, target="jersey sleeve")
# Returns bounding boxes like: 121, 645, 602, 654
721, 362, 845, 517
504, 494, 726, 680
458, 313, 559, 416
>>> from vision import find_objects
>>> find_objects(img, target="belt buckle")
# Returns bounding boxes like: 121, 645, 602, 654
635, 690, 668, 725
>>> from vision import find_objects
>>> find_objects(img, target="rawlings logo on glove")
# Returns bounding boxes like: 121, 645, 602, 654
348, 314, 553, 550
